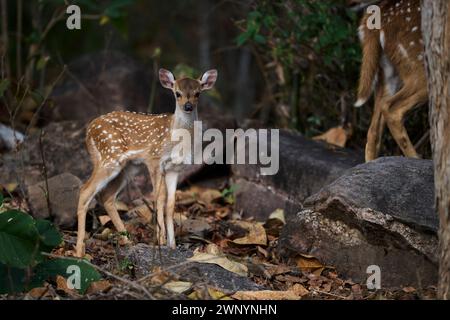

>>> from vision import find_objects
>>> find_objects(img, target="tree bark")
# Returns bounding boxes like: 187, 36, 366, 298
422, 0, 450, 299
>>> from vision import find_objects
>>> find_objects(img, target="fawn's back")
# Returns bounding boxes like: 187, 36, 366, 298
86, 111, 173, 167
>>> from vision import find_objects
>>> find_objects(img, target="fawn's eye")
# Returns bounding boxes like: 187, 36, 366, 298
194, 92, 200, 98
176, 92, 182, 98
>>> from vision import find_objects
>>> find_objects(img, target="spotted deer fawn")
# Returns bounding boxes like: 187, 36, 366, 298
355, 0, 432, 161
75, 68, 218, 257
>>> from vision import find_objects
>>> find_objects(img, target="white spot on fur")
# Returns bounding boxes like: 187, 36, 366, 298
398, 44, 409, 58
358, 25, 365, 42
380, 31, 386, 49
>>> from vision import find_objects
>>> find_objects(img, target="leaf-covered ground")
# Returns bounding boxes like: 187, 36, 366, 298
1, 186, 438, 300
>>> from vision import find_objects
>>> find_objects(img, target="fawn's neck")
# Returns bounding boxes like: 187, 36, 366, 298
171, 106, 198, 132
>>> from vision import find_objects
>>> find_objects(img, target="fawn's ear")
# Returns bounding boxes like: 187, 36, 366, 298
159, 68, 175, 89
199, 69, 218, 91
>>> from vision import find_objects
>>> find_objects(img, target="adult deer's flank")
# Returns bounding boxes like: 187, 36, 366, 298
355, 0, 437, 161
75, 68, 218, 257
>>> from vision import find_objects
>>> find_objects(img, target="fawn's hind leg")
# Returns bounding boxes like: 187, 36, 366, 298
76, 165, 122, 257
98, 165, 139, 245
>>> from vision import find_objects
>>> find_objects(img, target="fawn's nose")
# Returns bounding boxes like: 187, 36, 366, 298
184, 102, 193, 112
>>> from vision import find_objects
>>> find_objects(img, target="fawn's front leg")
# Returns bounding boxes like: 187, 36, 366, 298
146, 159, 167, 246
164, 171, 178, 249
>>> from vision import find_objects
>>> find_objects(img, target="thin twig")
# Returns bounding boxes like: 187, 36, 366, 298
0, 0, 11, 81
311, 289, 348, 300
137, 259, 194, 284
41, 252, 155, 300
24, 65, 66, 137
16, 0, 23, 79
38, 129, 52, 218
414, 129, 430, 150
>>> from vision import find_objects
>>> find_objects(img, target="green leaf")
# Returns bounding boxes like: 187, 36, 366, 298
35, 219, 62, 252
0, 79, 10, 97
34, 258, 101, 294
0, 193, 3, 206
0, 264, 29, 294
0, 210, 41, 268
104, 0, 135, 19
36, 56, 50, 71
29, 90, 45, 105
254, 34, 266, 44
236, 33, 249, 46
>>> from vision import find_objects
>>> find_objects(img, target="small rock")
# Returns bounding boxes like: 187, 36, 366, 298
26, 172, 81, 228
232, 130, 363, 220
120, 243, 263, 292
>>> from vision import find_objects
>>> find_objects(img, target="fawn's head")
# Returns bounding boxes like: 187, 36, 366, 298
159, 68, 217, 113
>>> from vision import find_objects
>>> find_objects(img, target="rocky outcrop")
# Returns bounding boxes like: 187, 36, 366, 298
232, 130, 364, 220
278, 157, 438, 287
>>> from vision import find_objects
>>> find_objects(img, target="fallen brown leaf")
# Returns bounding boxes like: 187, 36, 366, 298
129, 204, 153, 222
98, 215, 111, 226
402, 287, 416, 293
27, 286, 51, 299
266, 264, 293, 277
181, 218, 211, 236
291, 283, 309, 297
296, 256, 324, 272
267, 209, 286, 224
86, 280, 112, 294
313, 126, 349, 147
232, 290, 301, 300
56, 275, 79, 297
188, 287, 232, 300
163, 281, 192, 294
188, 247, 248, 276
232, 221, 267, 246
115, 200, 129, 212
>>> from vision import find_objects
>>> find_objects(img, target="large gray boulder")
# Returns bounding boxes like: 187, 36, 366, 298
232, 130, 364, 220
278, 157, 438, 287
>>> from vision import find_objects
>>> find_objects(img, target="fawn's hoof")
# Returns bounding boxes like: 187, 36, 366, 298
74, 246, 85, 258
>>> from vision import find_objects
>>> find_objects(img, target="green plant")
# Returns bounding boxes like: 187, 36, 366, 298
236, 0, 361, 135
119, 257, 134, 273
0, 195, 100, 294
0, 0, 137, 131
221, 185, 238, 205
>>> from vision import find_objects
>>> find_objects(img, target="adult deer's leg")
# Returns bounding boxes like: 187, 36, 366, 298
365, 74, 387, 161
145, 159, 167, 246
382, 84, 428, 158
76, 165, 122, 257
165, 171, 178, 249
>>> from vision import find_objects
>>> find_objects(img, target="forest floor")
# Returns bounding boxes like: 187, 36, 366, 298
2, 185, 438, 300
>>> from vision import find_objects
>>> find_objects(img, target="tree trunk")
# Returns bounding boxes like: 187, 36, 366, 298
422, 0, 450, 299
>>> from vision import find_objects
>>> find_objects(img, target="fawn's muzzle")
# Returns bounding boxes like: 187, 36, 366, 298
184, 102, 194, 112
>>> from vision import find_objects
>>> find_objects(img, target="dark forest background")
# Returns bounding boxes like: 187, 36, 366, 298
0, 0, 430, 156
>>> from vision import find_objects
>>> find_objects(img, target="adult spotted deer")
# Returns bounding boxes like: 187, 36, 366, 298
355, 0, 430, 161
75, 68, 218, 257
